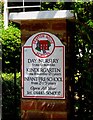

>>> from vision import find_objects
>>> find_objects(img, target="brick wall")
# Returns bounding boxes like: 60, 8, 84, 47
21, 100, 67, 120
21, 19, 74, 120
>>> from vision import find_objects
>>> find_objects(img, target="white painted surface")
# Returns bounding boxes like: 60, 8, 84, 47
9, 10, 74, 23
4, 0, 8, 29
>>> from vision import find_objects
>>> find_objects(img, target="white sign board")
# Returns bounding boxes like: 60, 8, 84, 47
22, 32, 65, 99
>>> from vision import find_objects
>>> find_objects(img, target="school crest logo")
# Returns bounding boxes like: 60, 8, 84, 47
32, 33, 55, 58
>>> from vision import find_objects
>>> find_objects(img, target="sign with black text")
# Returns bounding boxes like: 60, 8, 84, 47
22, 32, 65, 99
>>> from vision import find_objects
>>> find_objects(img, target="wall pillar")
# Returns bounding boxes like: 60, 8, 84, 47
21, 19, 74, 120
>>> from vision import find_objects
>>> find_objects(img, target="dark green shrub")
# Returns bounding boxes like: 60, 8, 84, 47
2, 73, 21, 120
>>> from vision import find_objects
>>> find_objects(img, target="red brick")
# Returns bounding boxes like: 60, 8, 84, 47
31, 23, 49, 31
21, 110, 26, 120
23, 111, 48, 120
37, 100, 67, 112
52, 23, 66, 30
21, 22, 49, 31
51, 112, 67, 120
21, 100, 36, 110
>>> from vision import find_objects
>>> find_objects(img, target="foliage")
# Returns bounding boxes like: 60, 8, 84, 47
0, 1, 4, 14
2, 72, 21, 81
1, 12, 21, 119
41, 2, 64, 10
0, 15, 2, 65
0, 14, 4, 40
0, 14, 3, 61
1, 22, 21, 73
2, 72, 21, 120
41, 1, 93, 120
72, 2, 93, 120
